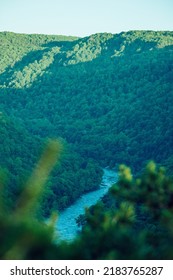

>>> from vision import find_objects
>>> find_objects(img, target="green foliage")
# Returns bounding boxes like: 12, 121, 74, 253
0, 32, 77, 75
0, 140, 61, 259
1, 160, 173, 259
0, 31, 173, 257
0, 112, 102, 216
0, 30, 173, 174
62, 162, 173, 259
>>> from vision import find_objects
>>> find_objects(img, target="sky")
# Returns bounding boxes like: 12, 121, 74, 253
0, 0, 173, 37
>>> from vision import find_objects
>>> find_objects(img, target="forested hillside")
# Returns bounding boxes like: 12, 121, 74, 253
0, 113, 101, 216
0, 30, 173, 216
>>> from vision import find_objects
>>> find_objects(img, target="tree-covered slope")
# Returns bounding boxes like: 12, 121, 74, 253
0, 31, 173, 171
0, 32, 77, 74
0, 112, 102, 216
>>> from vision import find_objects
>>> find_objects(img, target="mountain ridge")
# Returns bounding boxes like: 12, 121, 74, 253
0, 30, 173, 85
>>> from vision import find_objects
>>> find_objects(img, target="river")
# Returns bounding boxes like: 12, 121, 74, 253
55, 168, 118, 241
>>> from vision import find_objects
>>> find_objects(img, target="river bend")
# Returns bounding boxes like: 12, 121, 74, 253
55, 168, 118, 241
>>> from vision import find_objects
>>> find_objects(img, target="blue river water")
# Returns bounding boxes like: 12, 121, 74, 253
55, 168, 118, 241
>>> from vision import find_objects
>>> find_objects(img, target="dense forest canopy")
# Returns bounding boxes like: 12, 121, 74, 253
0, 30, 173, 260
0, 30, 173, 217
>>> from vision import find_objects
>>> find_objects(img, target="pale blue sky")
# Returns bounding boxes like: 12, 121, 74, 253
0, 0, 173, 37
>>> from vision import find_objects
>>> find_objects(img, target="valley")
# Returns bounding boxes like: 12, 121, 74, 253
0, 30, 173, 218
0, 30, 173, 260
